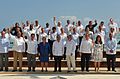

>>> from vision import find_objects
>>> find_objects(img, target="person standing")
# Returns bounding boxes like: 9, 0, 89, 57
38, 37, 50, 72
0, 31, 9, 71
66, 35, 77, 72
26, 33, 38, 72
93, 35, 103, 72
85, 20, 97, 33
106, 33, 117, 72
12, 31, 25, 72
72, 28, 79, 60
80, 33, 93, 72
49, 27, 57, 59
52, 35, 64, 72
60, 28, 67, 60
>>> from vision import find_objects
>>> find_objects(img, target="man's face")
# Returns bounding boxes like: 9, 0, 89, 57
67, 35, 72, 41
35, 20, 38, 26
89, 21, 92, 26
1, 31, 5, 37
42, 37, 46, 42
31, 35, 35, 40
17, 32, 21, 38
57, 35, 61, 41
109, 33, 113, 39
85, 34, 89, 40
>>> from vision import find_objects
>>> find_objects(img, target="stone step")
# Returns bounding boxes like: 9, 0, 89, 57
7, 57, 120, 67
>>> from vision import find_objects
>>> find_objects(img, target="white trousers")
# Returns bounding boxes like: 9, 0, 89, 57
66, 55, 76, 71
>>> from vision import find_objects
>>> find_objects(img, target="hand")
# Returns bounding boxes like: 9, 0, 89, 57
110, 50, 113, 53
53, 16, 56, 21
94, 20, 97, 23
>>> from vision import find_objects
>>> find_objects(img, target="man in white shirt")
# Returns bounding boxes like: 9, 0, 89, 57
12, 31, 25, 72
66, 34, 77, 72
76, 21, 84, 47
72, 28, 79, 60
106, 32, 117, 72
52, 35, 64, 72
38, 28, 48, 44
80, 33, 93, 72
0, 31, 9, 71
108, 18, 118, 34
34, 20, 40, 31
64, 20, 73, 35
26, 33, 38, 72
60, 28, 67, 60
56, 21, 62, 35
50, 27, 57, 59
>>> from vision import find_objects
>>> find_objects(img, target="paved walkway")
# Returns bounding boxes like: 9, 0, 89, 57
0, 67, 120, 79
0, 74, 120, 79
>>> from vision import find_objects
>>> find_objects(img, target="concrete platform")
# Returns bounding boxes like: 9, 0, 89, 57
0, 67, 120, 74
0, 74, 120, 79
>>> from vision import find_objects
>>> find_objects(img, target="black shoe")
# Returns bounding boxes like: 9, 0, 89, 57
0, 69, 3, 71
19, 70, 22, 72
112, 70, 116, 72
74, 70, 77, 72
5, 69, 8, 72
45, 70, 48, 72
107, 70, 110, 72
67, 71, 71, 73
32, 70, 35, 72
53, 70, 57, 72
12, 70, 17, 72
27, 70, 31, 72
41, 70, 43, 72
86, 70, 89, 72
59, 70, 61, 72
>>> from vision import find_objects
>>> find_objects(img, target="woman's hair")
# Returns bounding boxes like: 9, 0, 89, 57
95, 35, 102, 44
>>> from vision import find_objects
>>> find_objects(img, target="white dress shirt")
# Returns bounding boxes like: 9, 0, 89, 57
14, 37, 25, 52
27, 39, 38, 54
66, 40, 76, 56
50, 32, 57, 41
38, 32, 48, 43
0, 37, 9, 53
108, 22, 118, 33
64, 24, 73, 34
76, 25, 84, 36
106, 38, 117, 55
72, 33, 79, 45
80, 39, 93, 54
52, 40, 64, 56
60, 33, 67, 45
56, 26, 62, 34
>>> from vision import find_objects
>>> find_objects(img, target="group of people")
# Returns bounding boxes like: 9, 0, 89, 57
0, 17, 119, 72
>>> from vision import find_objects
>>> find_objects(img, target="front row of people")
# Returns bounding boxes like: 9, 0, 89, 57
0, 31, 117, 72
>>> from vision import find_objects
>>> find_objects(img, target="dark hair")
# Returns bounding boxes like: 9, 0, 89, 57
95, 35, 102, 44
100, 21, 104, 24
52, 27, 56, 30
31, 33, 35, 36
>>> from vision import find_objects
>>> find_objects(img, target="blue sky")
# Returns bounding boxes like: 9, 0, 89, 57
0, 0, 120, 30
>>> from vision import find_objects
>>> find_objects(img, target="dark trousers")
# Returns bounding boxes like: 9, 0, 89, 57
75, 45, 79, 60
49, 40, 55, 59
54, 56, 62, 71
79, 36, 83, 47
106, 54, 116, 71
0, 53, 8, 70
27, 53, 36, 70
81, 53, 91, 71
63, 47, 66, 60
